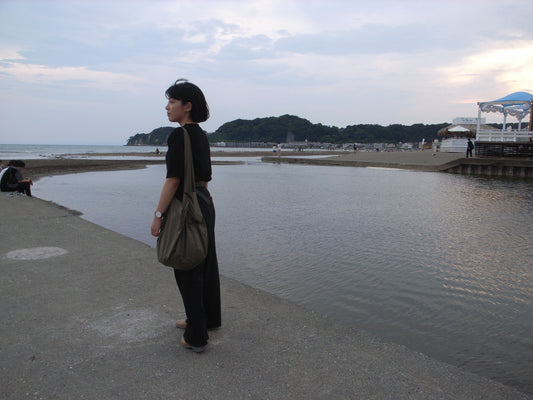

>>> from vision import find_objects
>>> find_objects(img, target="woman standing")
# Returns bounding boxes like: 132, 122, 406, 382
151, 79, 221, 353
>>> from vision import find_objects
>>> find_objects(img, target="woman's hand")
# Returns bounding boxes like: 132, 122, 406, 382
151, 217, 162, 237
151, 177, 179, 237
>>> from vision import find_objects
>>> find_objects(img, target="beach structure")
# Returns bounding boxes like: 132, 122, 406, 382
438, 117, 493, 153
475, 92, 533, 157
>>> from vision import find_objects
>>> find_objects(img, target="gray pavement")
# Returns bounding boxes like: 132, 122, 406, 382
1, 193, 531, 400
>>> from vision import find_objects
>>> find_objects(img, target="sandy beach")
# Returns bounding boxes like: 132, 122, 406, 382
21, 158, 165, 181
262, 150, 467, 172
15, 148, 533, 181
23, 148, 530, 183
328, 150, 465, 166
19, 148, 533, 180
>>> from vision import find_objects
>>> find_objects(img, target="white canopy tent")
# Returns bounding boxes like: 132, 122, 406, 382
448, 126, 471, 133
476, 92, 533, 141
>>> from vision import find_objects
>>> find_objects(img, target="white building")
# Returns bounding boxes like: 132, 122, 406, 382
438, 118, 491, 153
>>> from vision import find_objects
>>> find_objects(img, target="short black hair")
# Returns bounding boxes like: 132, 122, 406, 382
9, 160, 25, 168
165, 79, 210, 123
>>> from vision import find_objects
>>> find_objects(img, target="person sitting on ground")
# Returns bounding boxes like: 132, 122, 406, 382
0, 160, 33, 197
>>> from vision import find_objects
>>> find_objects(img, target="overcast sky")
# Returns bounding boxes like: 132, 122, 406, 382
1, 0, 532, 144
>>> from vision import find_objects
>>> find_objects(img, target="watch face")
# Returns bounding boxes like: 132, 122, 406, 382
155, 211, 162, 218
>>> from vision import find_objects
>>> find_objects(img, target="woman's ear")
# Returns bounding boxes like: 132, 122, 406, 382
184, 101, 192, 113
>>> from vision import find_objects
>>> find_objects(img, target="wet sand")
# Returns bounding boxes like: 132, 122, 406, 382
18, 150, 470, 182
22, 158, 165, 181
320, 150, 466, 171
262, 150, 467, 172
328, 150, 464, 166
20, 150, 347, 180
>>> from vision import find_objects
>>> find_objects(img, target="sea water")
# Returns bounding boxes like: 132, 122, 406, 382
0, 143, 162, 159
33, 161, 533, 394
0, 143, 277, 160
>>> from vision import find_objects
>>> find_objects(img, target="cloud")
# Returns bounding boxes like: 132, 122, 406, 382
275, 24, 467, 56
0, 46, 26, 61
0, 61, 145, 91
436, 42, 533, 92
0, 0, 532, 144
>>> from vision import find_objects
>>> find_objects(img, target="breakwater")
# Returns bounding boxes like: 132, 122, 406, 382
444, 158, 533, 178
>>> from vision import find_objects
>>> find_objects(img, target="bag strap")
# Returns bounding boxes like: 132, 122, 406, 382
181, 126, 196, 194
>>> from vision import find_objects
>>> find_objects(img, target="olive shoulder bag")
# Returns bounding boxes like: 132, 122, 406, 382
157, 127, 208, 270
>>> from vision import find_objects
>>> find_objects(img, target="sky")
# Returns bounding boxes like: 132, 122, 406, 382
0, 0, 532, 145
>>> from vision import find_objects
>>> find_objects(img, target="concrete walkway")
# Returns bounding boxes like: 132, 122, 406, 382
1, 194, 530, 400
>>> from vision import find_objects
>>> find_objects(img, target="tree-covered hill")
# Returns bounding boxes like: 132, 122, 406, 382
126, 127, 174, 146
126, 115, 450, 146
208, 115, 448, 144
208, 115, 339, 143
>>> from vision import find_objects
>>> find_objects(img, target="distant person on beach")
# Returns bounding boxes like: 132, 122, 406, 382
0, 160, 33, 197
150, 79, 221, 353
466, 139, 474, 158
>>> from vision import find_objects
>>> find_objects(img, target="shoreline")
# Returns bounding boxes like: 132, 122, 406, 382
18, 150, 533, 182
263, 151, 466, 172
263, 151, 533, 177
18, 150, 346, 180
22, 158, 165, 181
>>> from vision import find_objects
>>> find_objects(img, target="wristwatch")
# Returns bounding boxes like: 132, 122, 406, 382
155, 211, 163, 218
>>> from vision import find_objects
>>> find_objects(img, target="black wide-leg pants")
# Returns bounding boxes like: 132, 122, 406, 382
174, 187, 221, 347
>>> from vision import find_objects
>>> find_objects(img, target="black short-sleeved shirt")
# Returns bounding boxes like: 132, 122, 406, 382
166, 124, 212, 196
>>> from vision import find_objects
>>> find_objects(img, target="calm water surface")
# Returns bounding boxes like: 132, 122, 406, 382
0, 143, 277, 159
0, 144, 162, 159
34, 162, 533, 394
